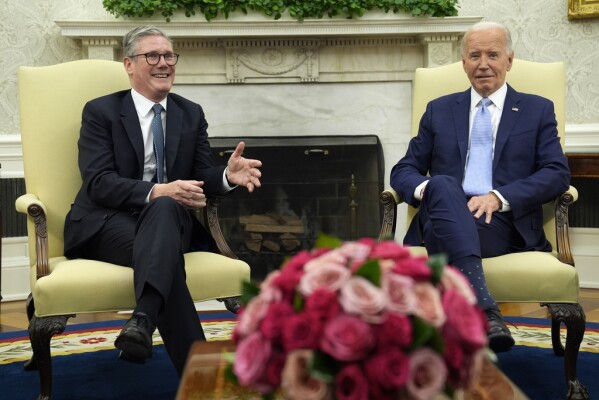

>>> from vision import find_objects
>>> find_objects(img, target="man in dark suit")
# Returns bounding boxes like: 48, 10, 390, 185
391, 21, 570, 353
63, 26, 262, 375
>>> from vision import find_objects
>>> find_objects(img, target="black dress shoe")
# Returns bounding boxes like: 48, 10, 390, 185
114, 312, 156, 364
485, 308, 515, 353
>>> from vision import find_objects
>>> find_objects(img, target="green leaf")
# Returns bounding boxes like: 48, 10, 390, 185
409, 316, 435, 349
240, 280, 260, 306
355, 259, 382, 286
309, 350, 338, 383
293, 290, 305, 312
427, 253, 447, 284
314, 233, 343, 250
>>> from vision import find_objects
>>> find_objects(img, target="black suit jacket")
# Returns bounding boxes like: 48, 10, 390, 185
64, 90, 227, 257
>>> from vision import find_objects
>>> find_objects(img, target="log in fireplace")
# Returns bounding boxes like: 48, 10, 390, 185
209, 135, 384, 281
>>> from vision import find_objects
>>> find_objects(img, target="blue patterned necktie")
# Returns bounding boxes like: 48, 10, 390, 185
463, 98, 493, 196
152, 103, 165, 183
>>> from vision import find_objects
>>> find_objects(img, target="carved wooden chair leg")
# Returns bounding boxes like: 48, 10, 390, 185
545, 303, 589, 400
28, 314, 73, 400
24, 294, 38, 371
219, 297, 242, 314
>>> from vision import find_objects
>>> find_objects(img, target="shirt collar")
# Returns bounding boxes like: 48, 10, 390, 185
130, 88, 168, 116
470, 82, 508, 112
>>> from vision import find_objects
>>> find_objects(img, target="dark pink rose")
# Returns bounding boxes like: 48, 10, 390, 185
375, 313, 413, 350
393, 255, 433, 282
365, 348, 410, 390
335, 363, 369, 400
282, 312, 322, 351
305, 288, 341, 322
406, 348, 448, 400
370, 240, 411, 261
261, 349, 286, 389
442, 289, 488, 350
234, 331, 271, 387
320, 314, 375, 361
260, 301, 294, 341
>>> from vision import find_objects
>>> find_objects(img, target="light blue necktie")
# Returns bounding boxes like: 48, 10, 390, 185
463, 98, 493, 196
152, 104, 165, 183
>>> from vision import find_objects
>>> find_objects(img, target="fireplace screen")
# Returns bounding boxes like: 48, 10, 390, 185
209, 135, 384, 281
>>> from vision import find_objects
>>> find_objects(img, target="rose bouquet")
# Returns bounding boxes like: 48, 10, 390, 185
229, 236, 489, 400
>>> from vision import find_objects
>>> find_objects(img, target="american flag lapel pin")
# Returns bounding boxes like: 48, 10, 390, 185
512, 107, 519, 112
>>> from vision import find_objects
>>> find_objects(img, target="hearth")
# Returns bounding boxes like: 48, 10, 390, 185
209, 135, 384, 281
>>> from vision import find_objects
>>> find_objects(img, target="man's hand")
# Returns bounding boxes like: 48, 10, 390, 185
150, 180, 206, 209
226, 141, 262, 193
467, 192, 502, 224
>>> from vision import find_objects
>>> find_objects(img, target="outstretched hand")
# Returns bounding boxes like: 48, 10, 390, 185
226, 142, 262, 192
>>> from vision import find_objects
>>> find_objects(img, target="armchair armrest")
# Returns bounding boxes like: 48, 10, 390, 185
379, 188, 404, 240
555, 185, 578, 266
15, 193, 50, 278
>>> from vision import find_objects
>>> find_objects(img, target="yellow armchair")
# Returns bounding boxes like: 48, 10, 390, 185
17, 60, 250, 399
380, 59, 587, 400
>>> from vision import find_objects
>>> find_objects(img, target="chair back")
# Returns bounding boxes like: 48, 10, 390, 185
18, 60, 131, 263
409, 59, 566, 248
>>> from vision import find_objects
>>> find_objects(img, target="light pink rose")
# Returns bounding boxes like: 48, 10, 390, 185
281, 350, 332, 400
441, 266, 477, 305
335, 363, 369, 400
320, 314, 375, 361
234, 293, 272, 340
382, 272, 417, 315
298, 263, 351, 296
233, 332, 271, 387
337, 241, 373, 271
406, 348, 448, 400
339, 276, 387, 323
413, 282, 446, 327
303, 249, 348, 272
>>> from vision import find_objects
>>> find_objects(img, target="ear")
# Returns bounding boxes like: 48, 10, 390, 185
506, 52, 514, 72
123, 58, 134, 76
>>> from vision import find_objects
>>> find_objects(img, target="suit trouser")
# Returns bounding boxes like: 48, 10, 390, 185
80, 197, 205, 375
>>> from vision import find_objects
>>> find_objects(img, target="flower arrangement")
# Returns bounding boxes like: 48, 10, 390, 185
229, 236, 488, 399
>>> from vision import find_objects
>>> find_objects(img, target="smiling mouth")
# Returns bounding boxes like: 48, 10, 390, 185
153, 74, 169, 78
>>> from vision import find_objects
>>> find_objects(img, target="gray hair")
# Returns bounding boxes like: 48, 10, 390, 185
461, 21, 513, 56
123, 26, 173, 58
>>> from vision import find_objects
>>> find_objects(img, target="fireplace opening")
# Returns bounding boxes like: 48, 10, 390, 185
209, 135, 384, 281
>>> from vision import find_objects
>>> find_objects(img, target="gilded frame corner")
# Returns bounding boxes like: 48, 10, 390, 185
568, 0, 599, 20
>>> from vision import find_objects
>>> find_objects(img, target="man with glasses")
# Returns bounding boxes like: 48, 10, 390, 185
63, 26, 262, 375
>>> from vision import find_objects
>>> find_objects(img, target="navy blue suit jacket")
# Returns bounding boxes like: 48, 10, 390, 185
390, 85, 570, 251
64, 90, 227, 257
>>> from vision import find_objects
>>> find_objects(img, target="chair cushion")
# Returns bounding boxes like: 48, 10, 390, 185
31, 252, 250, 317
406, 246, 579, 304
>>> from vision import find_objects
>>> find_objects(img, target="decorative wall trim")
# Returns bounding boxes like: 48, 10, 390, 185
565, 124, 599, 154
0, 134, 24, 179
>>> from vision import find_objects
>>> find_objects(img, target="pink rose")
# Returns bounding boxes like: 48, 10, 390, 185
337, 241, 373, 271
441, 266, 477, 305
365, 348, 410, 390
406, 348, 448, 400
282, 312, 323, 351
234, 293, 271, 340
370, 240, 411, 261
259, 300, 294, 341
442, 289, 488, 350
233, 332, 271, 387
382, 272, 417, 315
304, 249, 348, 272
259, 270, 283, 302
298, 262, 351, 296
305, 288, 341, 322
261, 349, 287, 390
393, 255, 433, 282
413, 282, 446, 327
281, 350, 332, 400
375, 313, 413, 350
339, 276, 387, 323
273, 250, 322, 299
320, 314, 375, 361
335, 363, 369, 400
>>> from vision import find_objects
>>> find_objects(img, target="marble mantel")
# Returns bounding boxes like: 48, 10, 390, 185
56, 16, 481, 84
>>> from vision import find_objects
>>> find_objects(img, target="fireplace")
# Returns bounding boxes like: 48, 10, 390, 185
210, 135, 383, 280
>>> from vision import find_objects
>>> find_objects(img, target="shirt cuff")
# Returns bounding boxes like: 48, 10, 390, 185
223, 167, 237, 191
491, 190, 511, 212
414, 180, 429, 201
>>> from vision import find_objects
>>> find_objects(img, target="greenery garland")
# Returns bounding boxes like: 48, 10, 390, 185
102, 0, 459, 22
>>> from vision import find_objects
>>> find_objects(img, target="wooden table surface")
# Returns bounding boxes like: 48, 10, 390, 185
176, 340, 528, 400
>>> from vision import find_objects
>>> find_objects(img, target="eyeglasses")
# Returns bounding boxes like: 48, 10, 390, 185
129, 52, 180, 66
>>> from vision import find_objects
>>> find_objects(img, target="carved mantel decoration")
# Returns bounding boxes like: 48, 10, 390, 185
55, 16, 482, 84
